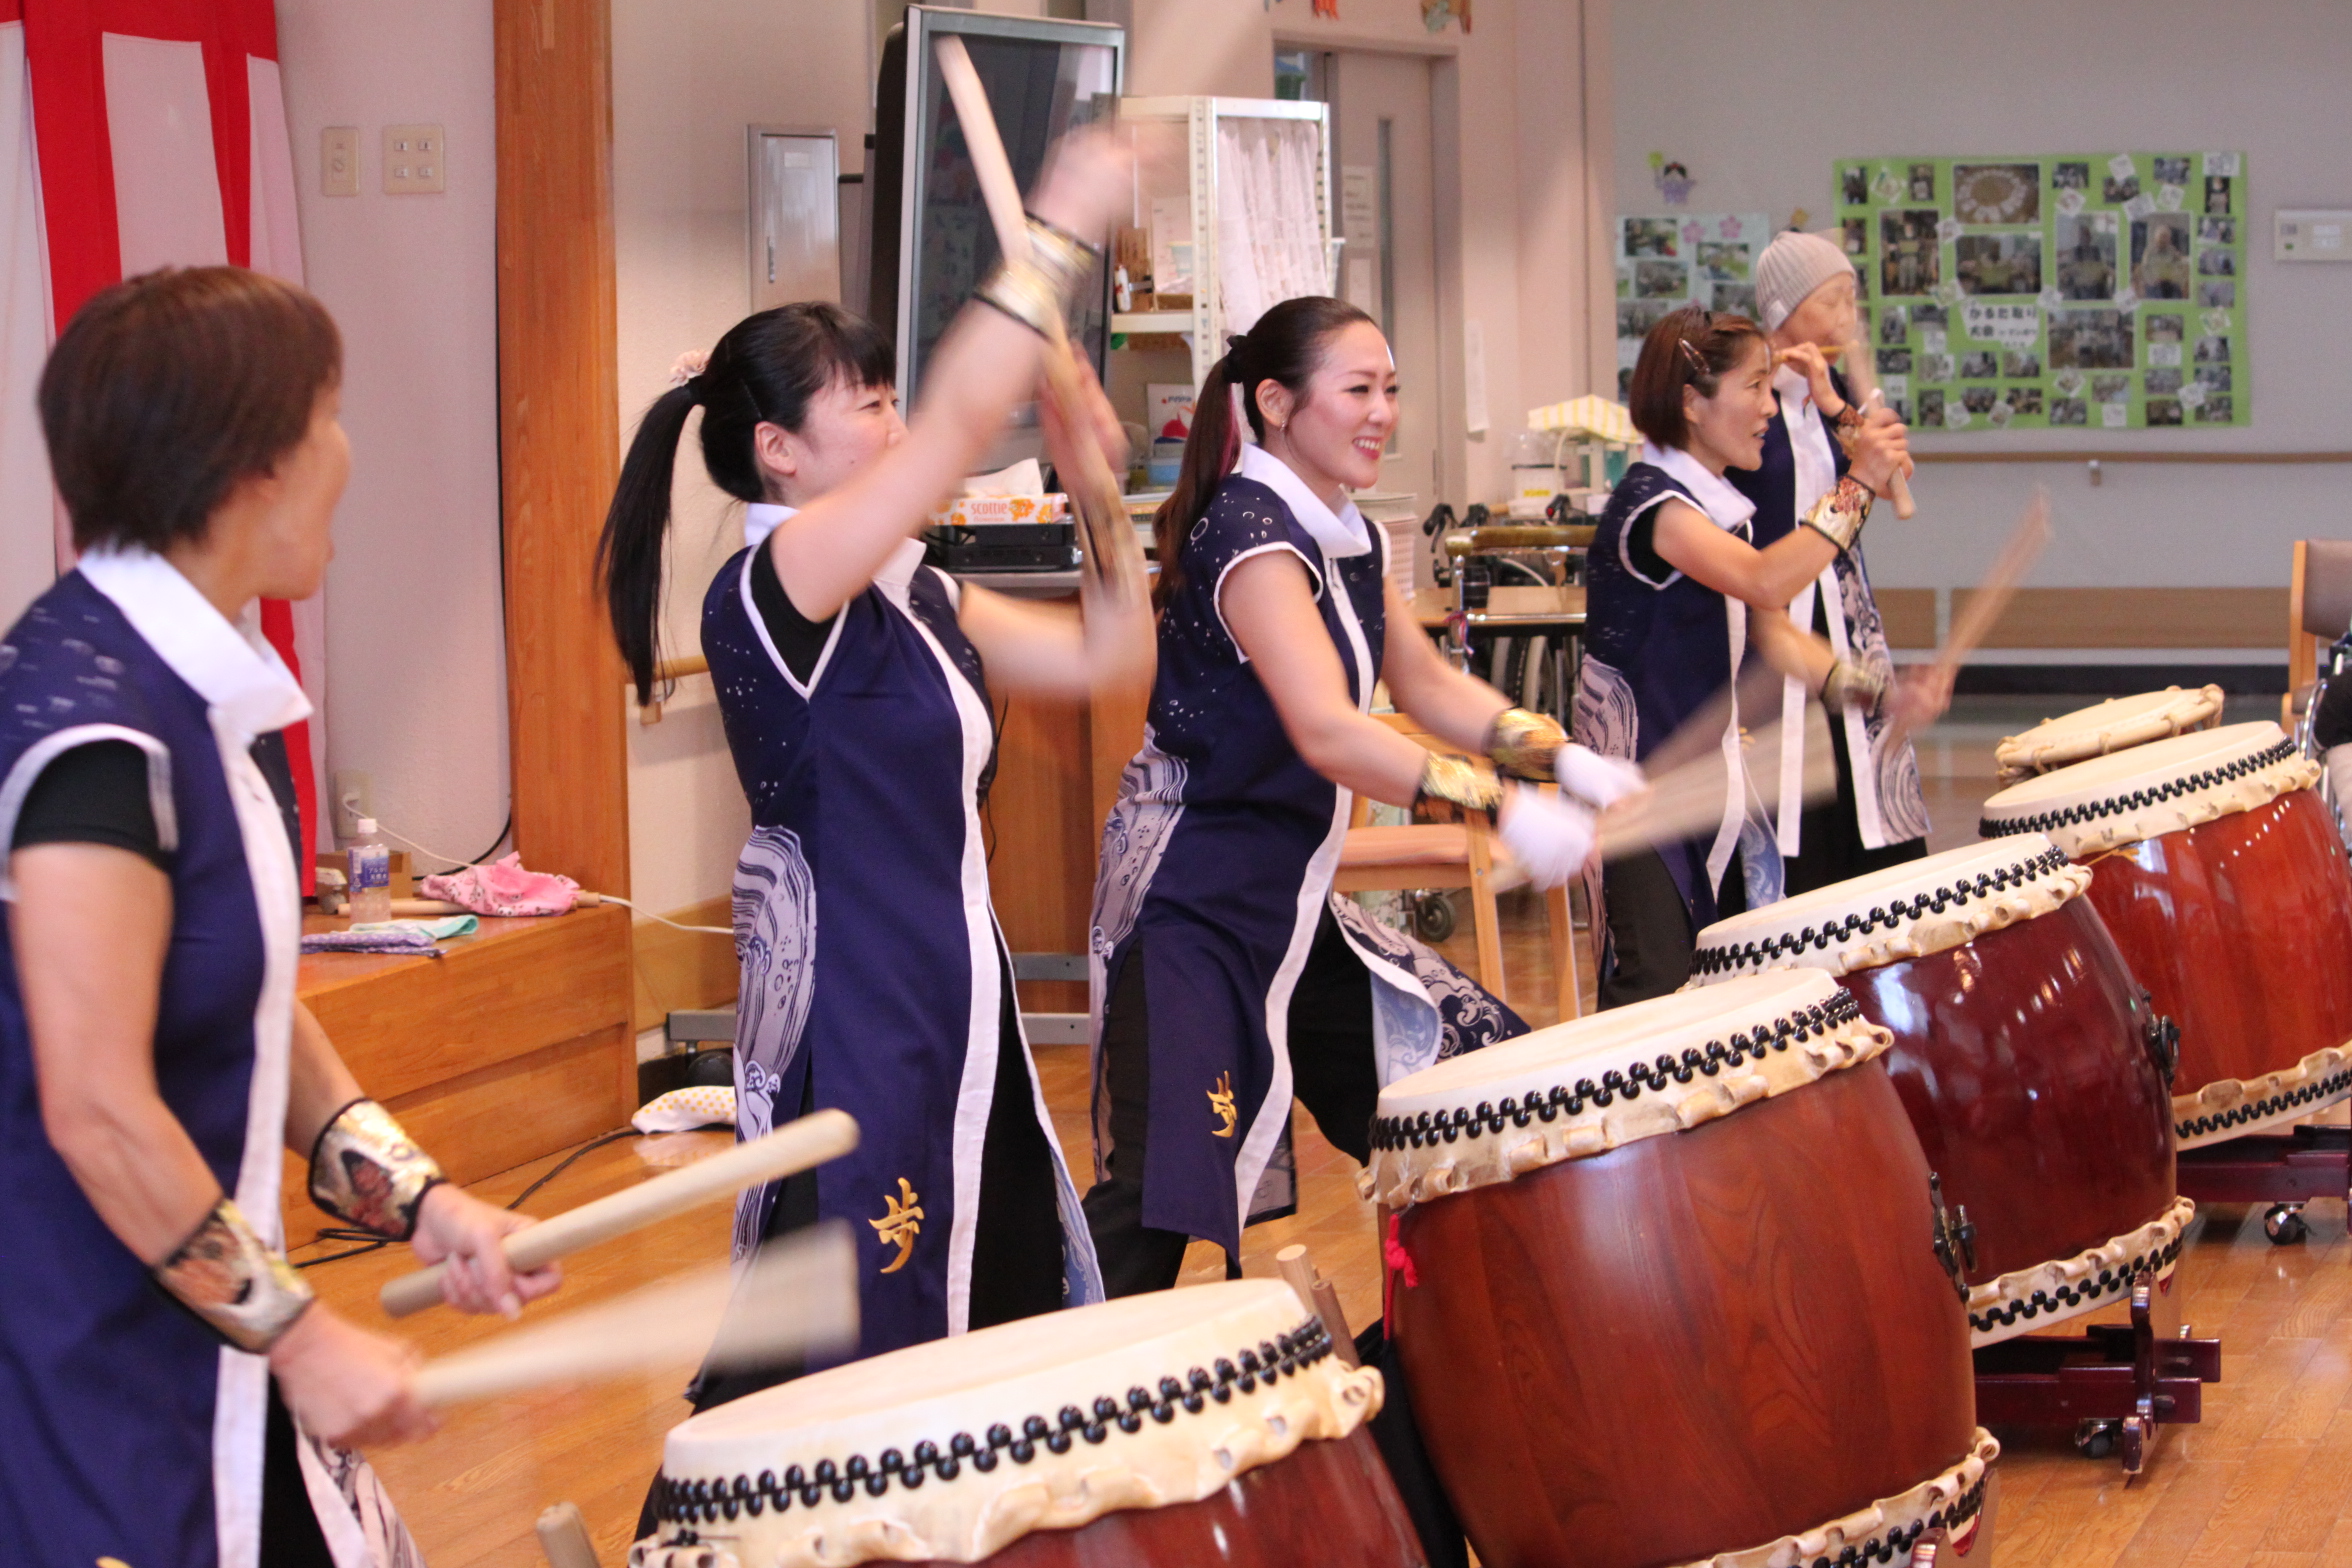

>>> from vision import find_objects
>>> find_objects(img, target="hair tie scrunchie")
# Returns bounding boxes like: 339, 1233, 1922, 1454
1225, 331, 1254, 380
669, 349, 711, 394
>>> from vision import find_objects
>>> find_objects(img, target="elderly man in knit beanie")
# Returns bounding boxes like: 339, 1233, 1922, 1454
1724, 229, 1944, 898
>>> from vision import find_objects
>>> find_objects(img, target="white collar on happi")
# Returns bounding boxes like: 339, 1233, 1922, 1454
78, 546, 311, 746
1640, 442, 1757, 535
1238, 441, 1372, 560
744, 502, 796, 551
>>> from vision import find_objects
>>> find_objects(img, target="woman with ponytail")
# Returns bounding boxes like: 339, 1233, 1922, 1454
597, 135, 1142, 1403
1576, 303, 1912, 1008
1083, 295, 1641, 1301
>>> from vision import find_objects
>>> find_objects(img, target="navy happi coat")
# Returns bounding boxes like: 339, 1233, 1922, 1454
1089, 445, 1525, 1256
0, 552, 417, 1568
704, 511, 1100, 1359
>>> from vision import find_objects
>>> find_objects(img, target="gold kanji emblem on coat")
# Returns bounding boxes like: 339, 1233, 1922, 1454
1209, 1072, 1238, 1138
871, 1177, 924, 1273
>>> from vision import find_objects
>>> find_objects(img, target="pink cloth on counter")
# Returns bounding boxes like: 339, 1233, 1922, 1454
419, 853, 582, 917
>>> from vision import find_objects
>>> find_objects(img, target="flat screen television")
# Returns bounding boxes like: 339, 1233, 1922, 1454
869, 7, 1122, 416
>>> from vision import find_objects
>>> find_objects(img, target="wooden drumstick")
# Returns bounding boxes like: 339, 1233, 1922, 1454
1273, 1244, 1361, 1369
934, 34, 1150, 617
1840, 336, 1916, 520
1930, 491, 2051, 683
380, 1109, 859, 1319
534, 1502, 602, 1568
413, 1225, 857, 1408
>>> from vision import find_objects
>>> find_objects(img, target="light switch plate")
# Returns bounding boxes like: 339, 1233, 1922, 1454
2276, 208, 2352, 261
321, 126, 359, 197
383, 123, 446, 195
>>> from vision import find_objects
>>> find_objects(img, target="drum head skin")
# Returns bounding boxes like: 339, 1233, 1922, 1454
644, 1281, 1380, 1567
1980, 720, 2316, 857
1363, 970, 1889, 1206
1994, 684, 2224, 783
1691, 833, 2085, 982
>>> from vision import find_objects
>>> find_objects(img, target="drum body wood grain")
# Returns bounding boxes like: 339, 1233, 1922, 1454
901, 1429, 1419, 1567
1390, 1061, 1978, 1568
2086, 791, 2352, 1104
1839, 898, 2175, 1287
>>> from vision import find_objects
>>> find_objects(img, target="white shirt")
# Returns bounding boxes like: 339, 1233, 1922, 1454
78, 546, 312, 746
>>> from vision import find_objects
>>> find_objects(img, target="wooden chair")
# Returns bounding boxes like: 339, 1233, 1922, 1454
1334, 714, 1585, 1021
2284, 540, 2352, 728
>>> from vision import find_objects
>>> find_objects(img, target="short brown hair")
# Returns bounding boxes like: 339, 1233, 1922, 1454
40, 266, 342, 552
1627, 304, 1767, 451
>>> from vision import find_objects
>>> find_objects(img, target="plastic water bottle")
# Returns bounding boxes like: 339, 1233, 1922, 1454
347, 818, 392, 925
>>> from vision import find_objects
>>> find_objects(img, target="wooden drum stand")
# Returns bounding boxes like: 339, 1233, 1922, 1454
1971, 1273, 2221, 1476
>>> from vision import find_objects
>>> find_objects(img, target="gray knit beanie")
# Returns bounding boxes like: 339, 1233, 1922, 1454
1754, 230, 1854, 331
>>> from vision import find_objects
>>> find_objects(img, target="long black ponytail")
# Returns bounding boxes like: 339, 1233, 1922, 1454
598, 301, 896, 702
1151, 294, 1376, 608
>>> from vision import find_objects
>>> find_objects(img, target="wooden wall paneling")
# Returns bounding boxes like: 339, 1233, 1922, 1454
496, 0, 630, 899
990, 689, 1094, 1014
287, 907, 634, 1242
300, 907, 632, 1103
1953, 587, 2287, 649
1875, 587, 1938, 650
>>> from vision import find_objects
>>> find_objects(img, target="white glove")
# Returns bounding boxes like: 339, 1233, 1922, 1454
1497, 785, 1597, 891
1552, 744, 1648, 810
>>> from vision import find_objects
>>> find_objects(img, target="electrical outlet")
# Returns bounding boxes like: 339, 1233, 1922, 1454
382, 123, 446, 195
333, 769, 372, 840
321, 126, 359, 197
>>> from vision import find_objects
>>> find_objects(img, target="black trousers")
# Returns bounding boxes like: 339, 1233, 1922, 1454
1598, 848, 1745, 1010
1782, 709, 1926, 896
261, 1384, 334, 1567
1082, 907, 1379, 1298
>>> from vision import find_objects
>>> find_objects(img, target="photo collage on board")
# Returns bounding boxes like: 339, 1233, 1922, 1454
1613, 212, 1773, 400
1835, 153, 2247, 430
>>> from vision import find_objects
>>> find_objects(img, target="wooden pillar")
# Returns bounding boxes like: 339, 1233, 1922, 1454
495, 0, 629, 898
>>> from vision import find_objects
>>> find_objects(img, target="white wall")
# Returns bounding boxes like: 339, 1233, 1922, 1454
1110, 0, 1616, 504
611, 0, 873, 912
1613, 0, 2352, 607
276, 0, 510, 859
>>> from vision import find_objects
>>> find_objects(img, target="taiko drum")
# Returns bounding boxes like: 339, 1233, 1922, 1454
1980, 721, 2352, 1148
1690, 834, 2183, 1346
1365, 970, 1995, 1568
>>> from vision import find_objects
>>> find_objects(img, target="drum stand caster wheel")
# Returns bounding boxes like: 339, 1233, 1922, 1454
1412, 892, 1457, 944
2072, 1419, 2119, 1460
2264, 1203, 2310, 1245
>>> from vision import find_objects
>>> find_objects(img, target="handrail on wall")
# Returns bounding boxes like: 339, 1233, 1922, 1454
634, 654, 711, 725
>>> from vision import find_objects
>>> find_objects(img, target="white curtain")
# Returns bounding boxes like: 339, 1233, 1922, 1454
1215, 117, 1328, 337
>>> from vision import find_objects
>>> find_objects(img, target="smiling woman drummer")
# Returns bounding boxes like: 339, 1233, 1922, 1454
1574, 303, 1912, 1006
1083, 295, 1640, 1300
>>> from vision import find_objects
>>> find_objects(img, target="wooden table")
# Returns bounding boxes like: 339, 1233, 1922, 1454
284, 904, 633, 1244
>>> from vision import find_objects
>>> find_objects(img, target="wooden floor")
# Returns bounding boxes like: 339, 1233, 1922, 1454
307, 695, 2352, 1568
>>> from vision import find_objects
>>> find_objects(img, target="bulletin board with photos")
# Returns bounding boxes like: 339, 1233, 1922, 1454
1614, 211, 1773, 400
1835, 153, 2248, 431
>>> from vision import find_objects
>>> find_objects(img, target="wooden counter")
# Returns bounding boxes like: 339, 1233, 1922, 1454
283, 904, 633, 1245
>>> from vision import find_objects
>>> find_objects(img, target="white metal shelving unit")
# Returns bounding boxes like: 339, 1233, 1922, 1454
1113, 95, 1335, 389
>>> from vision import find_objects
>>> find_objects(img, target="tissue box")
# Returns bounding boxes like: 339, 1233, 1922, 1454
925, 493, 1070, 530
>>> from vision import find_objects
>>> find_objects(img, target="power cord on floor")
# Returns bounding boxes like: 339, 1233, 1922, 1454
295, 1127, 645, 1271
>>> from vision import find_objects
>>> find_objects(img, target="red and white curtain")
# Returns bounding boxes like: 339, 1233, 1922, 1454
1, 0, 324, 879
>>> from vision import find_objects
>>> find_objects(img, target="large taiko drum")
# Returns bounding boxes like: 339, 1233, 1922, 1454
631, 1281, 1415, 1568
1993, 684, 2225, 785
1980, 720, 2352, 1149
1689, 835, 2186, 1347
1366, 970, 1996, 1568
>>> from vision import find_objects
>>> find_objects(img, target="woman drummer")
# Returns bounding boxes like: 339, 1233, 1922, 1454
1575, 303, 1911, 1006
1083, 295, 1630, 1299
0, 267, 556, 1568
1731, 230, 1945, 896
597, 135, 1142, 1399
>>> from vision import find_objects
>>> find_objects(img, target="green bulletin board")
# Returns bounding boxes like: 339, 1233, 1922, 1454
1835, 153, 2248, 431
